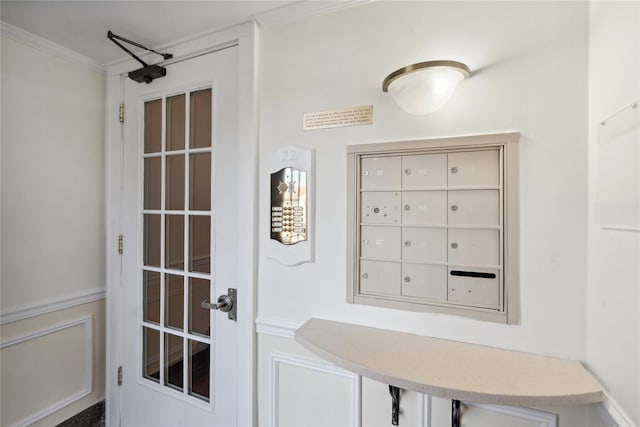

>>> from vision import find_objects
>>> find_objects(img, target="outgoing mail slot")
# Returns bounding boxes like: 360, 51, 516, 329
402, 227, 447, 263
448, 229, 499, 266
448, 190, 500, 227
401, 263, 447, 301
361, 157, 401, 190
401, 191, 447, 225
448, 267, 500, 307
362, 192, 401, 224
361, 226, 401, 260
359, 260, 401, 296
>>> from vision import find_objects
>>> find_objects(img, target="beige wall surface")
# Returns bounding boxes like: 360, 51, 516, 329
0, 33, 106, 426
0, 35, 105, 313
587, 1, 640, 425
257, 1, 598, 425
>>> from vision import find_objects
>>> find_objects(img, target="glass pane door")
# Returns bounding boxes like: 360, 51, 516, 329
141, 88, 213, 402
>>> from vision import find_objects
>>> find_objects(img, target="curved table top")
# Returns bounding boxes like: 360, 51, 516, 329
295, 318, 603, 407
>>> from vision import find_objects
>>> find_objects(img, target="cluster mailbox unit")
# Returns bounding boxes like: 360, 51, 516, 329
347, 133, 520, 324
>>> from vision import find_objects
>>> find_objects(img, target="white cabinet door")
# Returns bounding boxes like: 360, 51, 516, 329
448, 268, 500, 307
448, 229, 500, 266
448, 190, 500, 226
362, 192, 401, 224
401, 191, 447, 225
448, 150, 499, 187
401, 263, 447, 300
360, 261, 401, 296
401, 227, 447, 263
361, 157, 401, 190
361, 226, 401, 260
401, 154, 447, 189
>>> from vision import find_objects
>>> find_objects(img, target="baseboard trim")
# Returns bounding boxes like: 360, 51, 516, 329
0, 21, 104, 71
598, 391, 636, 427
0, 290, 105, 325
256, 316, 302, 338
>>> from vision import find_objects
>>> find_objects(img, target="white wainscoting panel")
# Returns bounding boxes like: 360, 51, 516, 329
0, 316, 93, 427
271, 352, 361, 426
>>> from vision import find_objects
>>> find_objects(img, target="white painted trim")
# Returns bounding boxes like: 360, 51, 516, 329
255, 316, 302, 338
0, 290, 105, 325
598, 391, 636, 427
0, 21, 104, 72
464, 402, 558, 427
270, 352, 362, 427
0, 316, 93, 427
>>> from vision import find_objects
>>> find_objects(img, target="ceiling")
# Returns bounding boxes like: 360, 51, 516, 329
0, 1, 344, 66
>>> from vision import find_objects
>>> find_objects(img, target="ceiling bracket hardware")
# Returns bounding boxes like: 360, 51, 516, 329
452, 399, 461, 427
389, 385, 401, 426
107, 30, 173, 84
119, 103, 125, 123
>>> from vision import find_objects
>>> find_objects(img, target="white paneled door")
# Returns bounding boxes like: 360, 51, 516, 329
120, 46, 239, 426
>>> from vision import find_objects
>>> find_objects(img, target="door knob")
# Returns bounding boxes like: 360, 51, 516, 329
201, 288, 237, 321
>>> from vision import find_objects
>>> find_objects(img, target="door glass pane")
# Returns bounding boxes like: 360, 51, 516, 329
190, 153, 211, 211
189, 216, 210, 273
143, 327, 160, 382
165, 333, 183, 390
144, 214, 161, 267
166, 94, 185, 151
166, 155, 185, 210
144, 157, 161, 210
189, 278, 210, 337
189, 340, 210, 401
143, 271, 160, 324
165, 274, 184, 330
144, 99, 162, 153
190, 89, 211, 149
165, 215, 184, 271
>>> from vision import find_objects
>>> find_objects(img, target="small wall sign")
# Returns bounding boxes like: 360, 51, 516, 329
303, 105, 373, 130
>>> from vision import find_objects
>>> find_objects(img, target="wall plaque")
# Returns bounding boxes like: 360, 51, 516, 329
303, 105, 373, 130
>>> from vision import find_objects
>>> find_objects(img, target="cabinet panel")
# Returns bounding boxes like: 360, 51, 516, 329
448, 229, 499, 266
448, 190, 500, 226
362, 192, 401, 224
361, 157, 401, 190
448, 268, 500, 307
401, 263, 447, 300
359, 260, 400, 296
361, 226, 401, 260
448, 150, 499, 187
401, 191, 447, 225
401, 154, 447, 189
401, 227, 447, 263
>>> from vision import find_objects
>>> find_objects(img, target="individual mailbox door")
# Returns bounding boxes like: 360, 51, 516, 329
448, 190, 500, 227
448, 229, 500, 266
402, 154, 447, 189
401, 263, 447, 301
359, 260, 400, 296
448, 268, 500, 308
362, 192, 401, 224
402, 227, 447, 263
361, 226, 401, 260
361, 157, 401, 190
401, 191, 447, 225
448, 150, 499, 188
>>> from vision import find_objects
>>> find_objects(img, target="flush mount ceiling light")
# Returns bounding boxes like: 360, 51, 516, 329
382, 60, 471, 115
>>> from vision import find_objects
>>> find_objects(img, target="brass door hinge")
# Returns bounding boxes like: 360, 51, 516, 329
118, 235, 123, 255
119, 103, 125, 123
118, 366, 123, 386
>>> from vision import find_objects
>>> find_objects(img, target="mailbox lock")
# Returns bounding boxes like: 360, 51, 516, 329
404, 168, 411, 175
451, 242, 458, 249
362, 273, 369, 279
363, 239, 369, 245
362, 171, 369, 176
451, 205, 458, 211
404, 204, 411, 211
404, 240, 411, 247
373, 207, 380, 214
451, 166, 458, 174
404, 276, 411, 283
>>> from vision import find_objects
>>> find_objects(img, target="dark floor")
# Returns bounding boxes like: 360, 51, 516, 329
56, 400, 104, 427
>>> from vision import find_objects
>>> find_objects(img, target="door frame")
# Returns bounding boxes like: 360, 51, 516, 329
105, 21, 259, 426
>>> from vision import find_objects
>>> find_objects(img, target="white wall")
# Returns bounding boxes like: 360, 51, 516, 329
587, 2, 640, 425
259, 0, 588, 358
258, 1, 594, 425
1, 33, 105, 313
0, 29, 106, 426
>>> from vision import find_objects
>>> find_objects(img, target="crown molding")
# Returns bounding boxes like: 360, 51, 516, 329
0, 21, 104, 72
255, 0, 370, 29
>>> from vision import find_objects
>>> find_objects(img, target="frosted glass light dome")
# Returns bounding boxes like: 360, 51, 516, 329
383, 61, 471, 115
